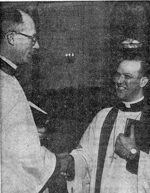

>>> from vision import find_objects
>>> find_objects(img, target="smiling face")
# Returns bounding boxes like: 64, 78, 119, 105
114, 60, 146, 102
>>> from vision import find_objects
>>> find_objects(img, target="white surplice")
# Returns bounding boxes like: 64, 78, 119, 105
0, 67, 56, 193
67, 107, 150, 193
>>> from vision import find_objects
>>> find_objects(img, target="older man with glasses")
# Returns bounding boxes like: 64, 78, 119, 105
0, 7, 72, 193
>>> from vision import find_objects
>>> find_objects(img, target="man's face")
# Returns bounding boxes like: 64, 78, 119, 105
13, 11, 39, 64
114, 60, 144, 102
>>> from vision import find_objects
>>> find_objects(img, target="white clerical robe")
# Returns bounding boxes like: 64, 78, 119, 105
0, 69, 56, 193
67, 107, 150, 193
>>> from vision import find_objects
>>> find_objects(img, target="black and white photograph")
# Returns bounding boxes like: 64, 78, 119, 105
1, 1, 150, 193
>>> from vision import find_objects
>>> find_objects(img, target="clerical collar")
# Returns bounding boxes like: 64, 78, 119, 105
0, 55, 17, 70
0, 56, 17, 76
123, 96, 144, 108
116, 97, 145, 112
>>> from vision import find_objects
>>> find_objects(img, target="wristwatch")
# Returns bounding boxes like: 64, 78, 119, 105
128, 147, 139, 160
130, 148, 137, 155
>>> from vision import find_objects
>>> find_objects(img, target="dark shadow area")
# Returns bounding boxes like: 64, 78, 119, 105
31, 86, 117, 150
30, 86, 116, 193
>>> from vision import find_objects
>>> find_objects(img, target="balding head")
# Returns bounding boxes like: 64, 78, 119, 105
0, 7, 39, 64
0, 8, 36, 43
18, 10, 36, 33
0, 8, 23, 44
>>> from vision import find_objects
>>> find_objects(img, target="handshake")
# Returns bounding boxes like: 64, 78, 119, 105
57, 152, 75, 181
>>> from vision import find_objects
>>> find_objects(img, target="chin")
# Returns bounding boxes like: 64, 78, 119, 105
116, 93, 126, 101
24, 57, 33, 64
118, 96, 131, 102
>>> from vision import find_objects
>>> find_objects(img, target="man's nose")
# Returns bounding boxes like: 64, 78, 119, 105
116, 74, 125, 83
33, 41, 39, 49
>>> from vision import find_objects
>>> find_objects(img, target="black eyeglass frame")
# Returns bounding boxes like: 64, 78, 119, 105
8, 31, 38, 46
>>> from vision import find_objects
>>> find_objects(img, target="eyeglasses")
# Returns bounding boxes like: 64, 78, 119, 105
12, 31, 38, 46
17, 32, 37, 46
113, 72, 140, 82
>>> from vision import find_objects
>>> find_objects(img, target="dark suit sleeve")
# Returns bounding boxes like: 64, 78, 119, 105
126, 152, 140, 175
39, 156, 62, 193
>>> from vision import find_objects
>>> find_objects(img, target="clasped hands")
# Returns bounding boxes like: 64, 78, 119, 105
115, 125, 139, 160
57, 152, 75, 181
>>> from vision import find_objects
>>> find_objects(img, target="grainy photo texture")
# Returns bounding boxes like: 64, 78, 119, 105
1, 1, 150, 193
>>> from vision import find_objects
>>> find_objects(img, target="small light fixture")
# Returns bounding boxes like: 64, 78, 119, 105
65, 53, 75, 63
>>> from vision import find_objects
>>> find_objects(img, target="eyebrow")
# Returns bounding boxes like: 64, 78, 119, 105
116, 72, 134, 77
116, 71, 132, 75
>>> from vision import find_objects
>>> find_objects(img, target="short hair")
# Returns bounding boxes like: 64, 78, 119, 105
0, 7, 23, 44
140, 60, 150, 78
117, 51, 150, 79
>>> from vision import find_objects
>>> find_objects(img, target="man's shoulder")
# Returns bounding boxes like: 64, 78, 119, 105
141, 100, 150, 122
0, 69, 14, 80
88, 107, 114, 131
0, 70, 22, 103
0, 69, 17, 89
99, 106, 113, 113
95, 106, 113, 119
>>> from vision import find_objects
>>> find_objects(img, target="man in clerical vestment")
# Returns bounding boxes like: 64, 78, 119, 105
65, 55, 150, 193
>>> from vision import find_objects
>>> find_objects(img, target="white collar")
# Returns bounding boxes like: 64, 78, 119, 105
0, 55, 17, 70
123, 96, 144, 108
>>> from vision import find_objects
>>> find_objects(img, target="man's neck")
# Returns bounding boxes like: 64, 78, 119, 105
0, 55, 17, 70
123, 96, 144, 108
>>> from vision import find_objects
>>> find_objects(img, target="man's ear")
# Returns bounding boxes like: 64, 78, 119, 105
6, 32, 15, 46
140, 77, 149, 88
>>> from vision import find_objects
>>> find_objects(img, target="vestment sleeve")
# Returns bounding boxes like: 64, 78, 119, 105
67, 110, 108, 193
138, 150, 150, 193
1, 76, 57, 192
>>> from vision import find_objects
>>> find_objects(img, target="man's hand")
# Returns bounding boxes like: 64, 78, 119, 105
57, 152, 72, 173
115, 125, 137, 159
57, 153, 75, 181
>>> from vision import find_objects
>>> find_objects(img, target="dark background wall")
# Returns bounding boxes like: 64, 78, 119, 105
2, 2, 150, 192
2, 1, 150, 92
2, 0, 150, 137
2, 0, 150, 143
37, 2, 111, 90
